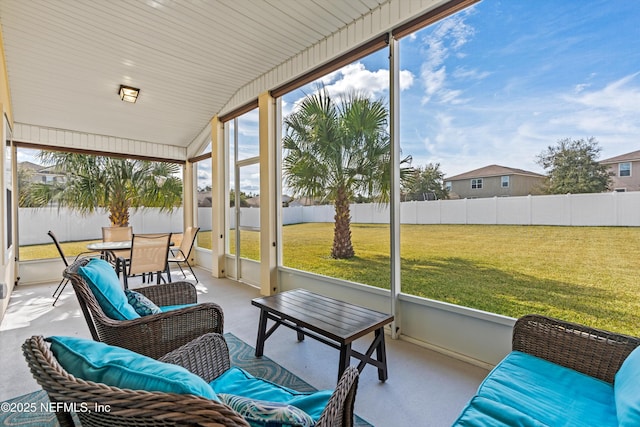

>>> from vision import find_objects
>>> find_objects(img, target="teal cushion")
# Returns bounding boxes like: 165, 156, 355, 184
615, 346, 640, 427
48, 336, 218, 402
125, 289, 161, 316
159, 303, 197, 312
452, 395, 548, 427
474, 351, 616, 427
210, 367, 331, 421
218, 393, 315, 427
78, 258, 140, 320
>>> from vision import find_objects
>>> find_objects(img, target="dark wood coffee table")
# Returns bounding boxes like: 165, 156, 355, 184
252, 288, 394, 382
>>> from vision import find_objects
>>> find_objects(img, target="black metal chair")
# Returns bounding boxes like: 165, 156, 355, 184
168, 226, 200, 282
48, 230, 99, 306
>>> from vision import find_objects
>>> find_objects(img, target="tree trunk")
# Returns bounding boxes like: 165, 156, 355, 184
332, 186, 355, 259
109, 199, 130, 227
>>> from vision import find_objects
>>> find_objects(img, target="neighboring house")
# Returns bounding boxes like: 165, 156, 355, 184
600, 150, 640, 192
197, 190, 212, 207
18, 161, 66, 184
445, 165, 545, 199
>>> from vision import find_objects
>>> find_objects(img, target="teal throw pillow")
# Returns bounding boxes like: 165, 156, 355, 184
218, 393, 315, 427
210, 367, 331, 421
125, 289, 162, 316
615, 346, 640, 427
78, 258, 140, 320
48, 335, 219, 402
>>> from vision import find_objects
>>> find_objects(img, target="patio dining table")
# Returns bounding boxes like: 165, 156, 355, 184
86, 240, 131, 252
86, 240, 131, 263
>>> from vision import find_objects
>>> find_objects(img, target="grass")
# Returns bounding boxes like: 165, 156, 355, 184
20, 223, 640, 336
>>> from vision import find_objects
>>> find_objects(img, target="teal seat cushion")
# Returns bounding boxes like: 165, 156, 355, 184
474, 351, 616, 427
78, 258, 140, 320
210, 367, 331, 422
159, 303, 197, 312
48, 335, 219, 402
615, 346, 640, 427
125, 289, 162, 316
452, 395, 548, 427
218, 393, 315, 427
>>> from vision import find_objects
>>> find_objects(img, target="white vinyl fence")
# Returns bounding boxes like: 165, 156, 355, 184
19, 207, 185, 246
281, 191, 640, 227
20, 191, 640, 246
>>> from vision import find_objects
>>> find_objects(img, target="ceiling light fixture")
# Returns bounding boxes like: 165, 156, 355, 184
119, 85, 140, 103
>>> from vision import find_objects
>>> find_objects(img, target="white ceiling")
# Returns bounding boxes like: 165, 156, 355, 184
0, 0, 446, 155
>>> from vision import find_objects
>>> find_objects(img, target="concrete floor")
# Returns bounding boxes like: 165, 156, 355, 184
0, 266, 488, 426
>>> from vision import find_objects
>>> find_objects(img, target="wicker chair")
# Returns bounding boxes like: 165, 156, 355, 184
512, 314, 640, 383
64, 257, 224, 359
23, 333, 360, 427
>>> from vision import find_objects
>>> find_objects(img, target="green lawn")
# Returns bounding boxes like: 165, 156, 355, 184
20, 223, 640, 336
281, 223, 640, 336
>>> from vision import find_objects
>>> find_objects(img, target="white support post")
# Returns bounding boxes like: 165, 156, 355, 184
259, 92, 277, 295
389, 34, 401, 339
210, 115, 226, 278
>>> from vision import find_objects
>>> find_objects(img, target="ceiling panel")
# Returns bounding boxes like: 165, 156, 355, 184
0, 0, 393, 150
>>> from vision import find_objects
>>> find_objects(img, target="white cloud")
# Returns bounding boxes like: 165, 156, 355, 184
287, 62, 415, 114
322, 62, 415, 99
419, 11, 476, 105
567, 73, 640, 113
453, 67, 491, 81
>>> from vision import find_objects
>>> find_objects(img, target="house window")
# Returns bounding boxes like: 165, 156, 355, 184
619, 162, 631, 177
471, 178, 483, 189
445, 181, 452, 192
501, 176, 509, 188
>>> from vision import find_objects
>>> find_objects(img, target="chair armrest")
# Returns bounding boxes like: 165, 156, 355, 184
512, 314, 640, 383
168, 247, 183, 256
316, 366, 359, 427
135, 281, 198, 306
160, 333, 231, 383
95, 303, 224, 359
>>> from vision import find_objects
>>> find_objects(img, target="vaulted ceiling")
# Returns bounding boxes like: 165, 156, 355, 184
0, 0, 452, 158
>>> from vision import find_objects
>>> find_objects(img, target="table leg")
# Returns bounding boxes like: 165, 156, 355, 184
296, 323, 305, 342
375, 328, 388, 381
255, 309, 268, 357
338, 343, 352, 383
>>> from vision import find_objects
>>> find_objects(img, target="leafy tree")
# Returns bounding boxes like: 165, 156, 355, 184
536, 137, 612, 194
17, 164, 36, 207
283, 86, 411, 259
402, 163, 449, 201
24, 152, 182, 226
229, 190, 250, 207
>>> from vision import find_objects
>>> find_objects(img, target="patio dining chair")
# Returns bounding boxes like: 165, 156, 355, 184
168, 226, 200, 282
118, 233, 172, 289
102, 225, 132, 265
63, 256, 224, 359
47, 230, 100, 306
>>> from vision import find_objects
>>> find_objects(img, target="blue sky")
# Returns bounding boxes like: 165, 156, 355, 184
282, 0, 640, 179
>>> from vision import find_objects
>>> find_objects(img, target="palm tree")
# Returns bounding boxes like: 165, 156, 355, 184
25, 152, 182, 226
283, 87, 411, 259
